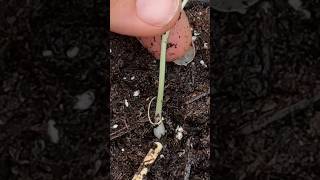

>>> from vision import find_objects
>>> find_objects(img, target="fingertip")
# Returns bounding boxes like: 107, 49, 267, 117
110, 0, 181, 37
136, 0, 180, 27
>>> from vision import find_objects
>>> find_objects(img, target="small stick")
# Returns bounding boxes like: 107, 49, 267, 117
183, 138, 194, 180
110, 127, 129, 140
185, 90, 210, 104
132, 142, 163, 180
240, 94, 320, 134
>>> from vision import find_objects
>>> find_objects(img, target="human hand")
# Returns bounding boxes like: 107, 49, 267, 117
110, 0, 193, 62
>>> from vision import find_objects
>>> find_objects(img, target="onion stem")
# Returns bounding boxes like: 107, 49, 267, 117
153, 0, 190, 138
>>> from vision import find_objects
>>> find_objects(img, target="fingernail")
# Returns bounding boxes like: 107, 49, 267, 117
136, 0, 180, 27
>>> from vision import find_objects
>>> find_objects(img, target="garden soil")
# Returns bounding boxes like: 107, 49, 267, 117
1, 0, 107, 179
110, 3, 210, 180
212, 0, 320, 179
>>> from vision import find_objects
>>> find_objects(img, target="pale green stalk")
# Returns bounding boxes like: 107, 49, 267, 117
154, 31, 170, 121
154, 0, 190, 125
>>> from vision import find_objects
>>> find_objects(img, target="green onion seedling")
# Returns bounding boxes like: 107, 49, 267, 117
153, 0, 190, 139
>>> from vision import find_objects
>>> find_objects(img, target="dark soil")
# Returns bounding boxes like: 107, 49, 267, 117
212, 0, 320, 179
110, 3, 210, 180
0, 0, 107, 179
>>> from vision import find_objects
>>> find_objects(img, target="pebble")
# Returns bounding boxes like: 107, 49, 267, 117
47, 120, 59, 143
112, 124, 118, 129
203, 42, 209, 49
121, 148, 125, 152
178, 150, 185, 157
175, 126, 184, 140
42, 50, 53, 57
67, 46, 79, 58
133, 90, 140, 97
200, 60, 208, 68
124, 99, 129, 107
193, 31, 201, 36
160, 154, 164, 159
73, 90, 95, 110
130, 76, 135, 80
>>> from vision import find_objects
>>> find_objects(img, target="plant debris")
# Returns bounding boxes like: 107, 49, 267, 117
132, 142, 163, 180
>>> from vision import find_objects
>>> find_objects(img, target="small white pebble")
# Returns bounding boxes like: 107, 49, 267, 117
124, 99, 129, 107
130, 76, 135, 80
203, 42, 209, 49
112, 124, 118, 129
110, 49, 112, 53
73, 90, 95, 110
192, 36, 197, 42
176, 132, 183, 140
121, 148, 125, 152
178, 150, 185, 157
42, 50, 53, 57
123, 77, 127, 80
133, 90, 140, 97
48, 120, 59, 143
200, 60, 208, 68
176, 126, 184, 132
175, 125, 184, 140
67, 46, 79, 58
193, 31, 201, 36
160, 154, 164, 159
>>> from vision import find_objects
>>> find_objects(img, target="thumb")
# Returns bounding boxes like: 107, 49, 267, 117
110, 0, 181, 37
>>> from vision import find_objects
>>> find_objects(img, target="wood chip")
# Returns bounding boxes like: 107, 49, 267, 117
132, 142, 163, 180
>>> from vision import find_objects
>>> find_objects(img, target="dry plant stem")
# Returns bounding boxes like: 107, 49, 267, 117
132, 142, 163, 180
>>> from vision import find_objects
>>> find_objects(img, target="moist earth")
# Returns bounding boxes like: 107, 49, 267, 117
110, 3, 210, 180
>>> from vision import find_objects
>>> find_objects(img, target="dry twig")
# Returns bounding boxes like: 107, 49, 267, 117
240, 94, 320, 134
183, 138, 194, 180
132, 142, 163, 180
185, 89, 210, 104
